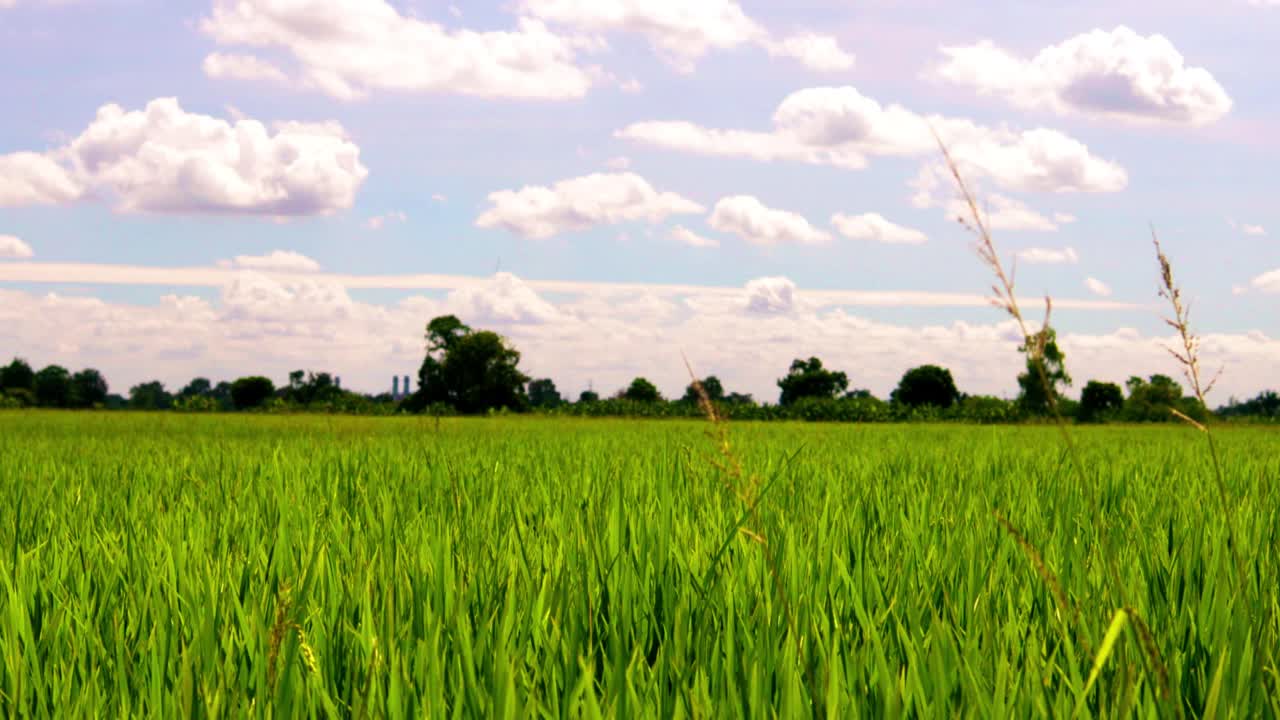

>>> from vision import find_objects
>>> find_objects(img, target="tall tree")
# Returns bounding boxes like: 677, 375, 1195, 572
682, 376, 725, 403
408, 316, 530, 414
1016, 328, 1071, 415
777, 357, 848, 406
129, 381, 173, 410
891, 365, 960, 409
231, 376, 276, 410
1078, 380, 1124, 423
622, 377, 662, 403
0, 358, 35, 393
528, 378, 563, 408
415, 315, 474, 407
180, 377, 213, 399
70, 368, 109, 408
34, 365, 73, 407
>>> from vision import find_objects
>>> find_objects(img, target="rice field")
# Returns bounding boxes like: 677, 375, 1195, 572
1, 411, 1277, 717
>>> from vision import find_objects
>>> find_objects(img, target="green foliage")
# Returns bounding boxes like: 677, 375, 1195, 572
231, 376, 276, 410
70, 369, 109, 408
622, 376, 662, 403
1017, 328, 1071, 415
891, 364, 960, 409
0, 358, 35, 393
128, 381, 173, 410
777, 357, 849, 406
527, 378, 563, 408
1079, 380, 1125, 423
682, 376, 725, 403
0, 413, 1275, 715
1218, 390, 1280, 421
172, 394, 221, 413
409, 316, 529, 414
1122, 374, 1207, 423
577, 389, 600, 403
33, 365, 73, 408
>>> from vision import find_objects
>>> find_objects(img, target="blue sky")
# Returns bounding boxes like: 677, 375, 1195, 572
1, 0, 1277, 401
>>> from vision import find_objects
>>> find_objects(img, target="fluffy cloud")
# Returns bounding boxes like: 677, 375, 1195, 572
0, 235, 34, 259
831, 212, 926, 245
202, 0, 596, 100
520, 0, 851, 72
744, 276, 797, 314
1248, 268, 1280, 293
202, 52, 288, 83
709, 195, 831, 246
765, 33, 855, 72
1085, 277, 1112, 297
2, 273, 1275, 404
618, 86, 1128, 195
220, 250, 321, 273
1016, 246, 1079, 265
476, 172, 704, 239
671, 225, 719, 248
937, 27, 1232, 126
0, 98, 366, 216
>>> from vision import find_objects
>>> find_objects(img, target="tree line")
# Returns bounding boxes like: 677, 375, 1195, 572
2, 315, 1276, 423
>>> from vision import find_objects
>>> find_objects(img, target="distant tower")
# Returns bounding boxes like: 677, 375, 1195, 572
403, 375, 411, 396
393, 376, 400, 398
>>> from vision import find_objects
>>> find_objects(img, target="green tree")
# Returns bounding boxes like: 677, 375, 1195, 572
622, 377, 662, 403
578, 389, 600, 403
1078, 380, 1124, 423
129, 381, 173, 410
179, 377, 213, 399
413, 315, 475, 408
891, 365, 960, 409
1016, 329, 1071, 415
439, 331, 530, 413
682, 376, 725, 403
231, 376, 276, 410
1122, 374, 1205, 422
777, 357, 848, 406
1, 358, 36, 394
34, 365, 73, 407
528, 378, 563, 408
70, 368, 109, 408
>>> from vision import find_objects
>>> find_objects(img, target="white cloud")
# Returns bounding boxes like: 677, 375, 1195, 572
765, 33, 855, 72
431, 193, 447, 203
618, 86, 1128, 195
3, 273, 1274, 404
0, 98, 366, 216
831, 212, 926, 245
202, 52, 288, 83
948, 194, 1063, 232
606, 156, 632, 170
0, 235, 34, 259
709, 195, 831, 246
475, 172, 704, 239
1242, 223, 1267, 236
744, 276, 797, 314
202, 0, 596, 100
1249, 268, 1280, 293
1085, 277, 1113, 297
1054, 212, 1077, 224
1016, 246, 1079, 265
220, 250, 321, 273
670, 225, 719, 248
936, 27, 1231, 126
520, 0, 851, 73
366, 211, 408, 230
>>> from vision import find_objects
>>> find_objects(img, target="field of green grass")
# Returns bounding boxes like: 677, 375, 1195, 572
1, 411, 1277, 717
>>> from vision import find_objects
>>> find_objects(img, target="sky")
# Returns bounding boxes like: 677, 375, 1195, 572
1, 0, 1277, 403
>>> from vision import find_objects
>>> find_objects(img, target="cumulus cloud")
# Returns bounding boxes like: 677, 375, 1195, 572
366, 211, 407, 230
1243, 224, 1266, 236
519, 0, 852, 72
475, 172, 704, 239
202, 0, 596, 100
2, 273, 1274, 404
1085, 277, 1113, 297
618, 86, 1128, 195
936, 27, 1232, 126
0, 98, 366, 216
0, 235, 34, 259
1248, 268, 1280, 293
220, 250, 321, 273
708, 195, 831, 246
1016, 246, 1079, 264
831, 212, 926, 245
670, 225, 719, 248
606, 156, 631, 170
765, 33, 855, 71
202, 52, 288, 83
744, 276, 797, 314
